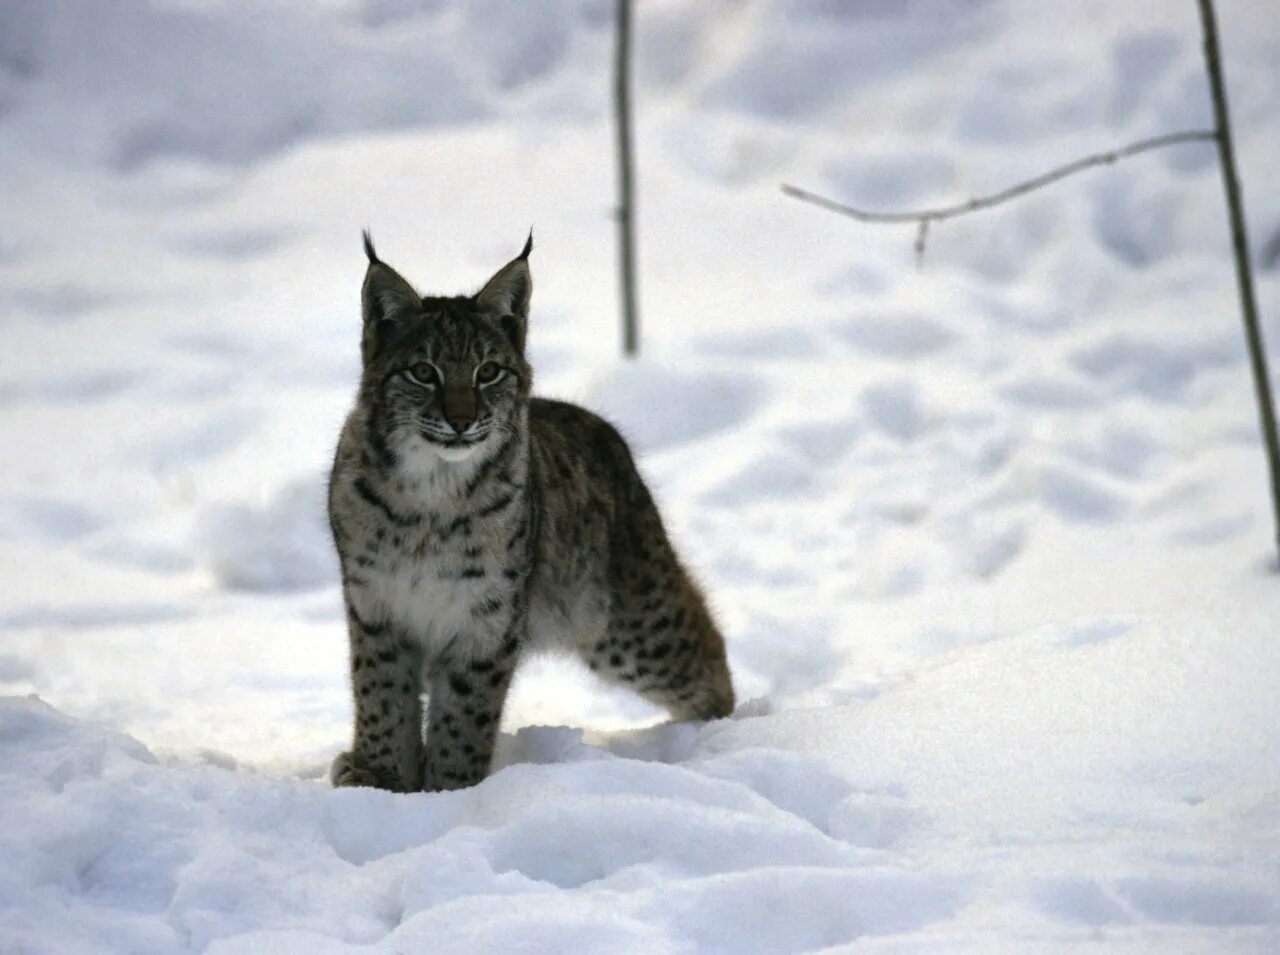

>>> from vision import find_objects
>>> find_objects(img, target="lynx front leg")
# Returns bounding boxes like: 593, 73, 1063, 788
422, 638, 519, 791
331, 610, 424, 793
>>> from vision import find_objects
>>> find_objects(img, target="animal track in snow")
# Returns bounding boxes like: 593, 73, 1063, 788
861, 381, 929, 442
137, 408, 256, 472
0, 655, 36, 682
588, 363, 763, 454
1, 283, 127, 322
700, 449, 813, 505
1059, 423, 1166, 481
0, 495, 107, 544
945, 511, 1028, 580
828, 790, 923, 851
1107, 31, 1182, 125
694, 325, 819, 360
197, 475, 335, 593
1071, 332, 1239, 402
693, 749, 856, 835
781, 418, 862, 465
1115, 876, 1280, 926
0, 601, 191, 632
1038, 464, 1129, 523
729, 608, 841, 696
999, 375, 1099, 410
1032, 874, 1280, 928
1167, 513, 1253, 546
0, 368, 145, 406
966, 522, 1026, 579
833, 310, 957, 359
169, 226, 292, 260
1040, 616, 1136, 648
1030, 876, 1136, 925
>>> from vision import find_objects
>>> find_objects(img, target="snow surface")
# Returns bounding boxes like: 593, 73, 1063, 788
3, 0, 1280, 951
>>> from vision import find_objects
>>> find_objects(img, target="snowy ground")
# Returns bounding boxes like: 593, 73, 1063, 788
2, 0, 1280, 951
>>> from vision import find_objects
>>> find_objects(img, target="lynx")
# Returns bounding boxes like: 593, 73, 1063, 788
328, 233, 735, 792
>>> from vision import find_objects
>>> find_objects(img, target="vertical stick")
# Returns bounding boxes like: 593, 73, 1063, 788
1196, 0, 1280, 561
614, 0, 640, 357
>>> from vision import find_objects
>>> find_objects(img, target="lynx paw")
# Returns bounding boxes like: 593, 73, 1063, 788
329, 751, 416, 793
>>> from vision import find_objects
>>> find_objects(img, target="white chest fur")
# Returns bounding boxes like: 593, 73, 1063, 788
336, 433, 525, 665
341, 503, 517, 666
362, 551, 499, 660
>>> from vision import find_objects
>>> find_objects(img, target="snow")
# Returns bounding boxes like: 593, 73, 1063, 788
2, 0, 1280, 951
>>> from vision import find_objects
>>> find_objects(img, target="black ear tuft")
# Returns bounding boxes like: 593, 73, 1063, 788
362, 229, 379, 264
360, 243, 421, 367
519, 229, 533, 261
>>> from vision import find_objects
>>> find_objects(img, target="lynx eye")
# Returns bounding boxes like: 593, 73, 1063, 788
405, 362, 439, 387
475, 361, 504, 386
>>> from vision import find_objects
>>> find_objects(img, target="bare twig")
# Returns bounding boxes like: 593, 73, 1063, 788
1196, 0, 1280, 561
782, 130, 1216, 241
613, 0, 640, 357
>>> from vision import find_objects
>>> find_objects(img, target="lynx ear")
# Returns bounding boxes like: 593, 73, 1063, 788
476, 233, 533, 352
360, 231, 421, 362
361, 233, 420, 327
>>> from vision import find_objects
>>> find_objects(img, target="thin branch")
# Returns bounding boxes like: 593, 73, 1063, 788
782, 129, 1216, 228
1196, 0, 1280, 561
613, 0, 640, 358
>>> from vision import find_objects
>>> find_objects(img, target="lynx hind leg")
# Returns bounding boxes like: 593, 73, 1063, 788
330, 750, 419, 793
590, 575, 735, 723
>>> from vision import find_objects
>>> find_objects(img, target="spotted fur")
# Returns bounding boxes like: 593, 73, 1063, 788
328, 234, 735, 792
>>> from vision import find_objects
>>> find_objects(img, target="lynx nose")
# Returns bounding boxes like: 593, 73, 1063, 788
447, 412, 475, 435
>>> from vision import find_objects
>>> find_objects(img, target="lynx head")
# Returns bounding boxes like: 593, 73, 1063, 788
358, 232, 533, 467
